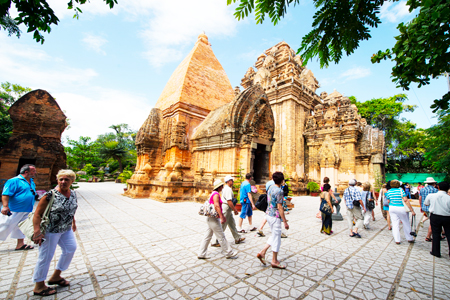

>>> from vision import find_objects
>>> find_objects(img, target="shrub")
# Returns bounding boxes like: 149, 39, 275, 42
307, 181, 320, 193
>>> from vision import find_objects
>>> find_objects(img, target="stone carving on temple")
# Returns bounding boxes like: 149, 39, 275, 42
304, 89, 385, 192
318, 135, 340, 168
0, 90, 67, 190
125, 35, 385, 201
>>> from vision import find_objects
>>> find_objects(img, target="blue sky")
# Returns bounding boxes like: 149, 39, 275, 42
0, 0, 447, 142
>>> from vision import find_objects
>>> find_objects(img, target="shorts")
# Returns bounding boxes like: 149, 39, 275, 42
424, 211, 430, 218
240, 202, 253, 219
383, 205, 389, 211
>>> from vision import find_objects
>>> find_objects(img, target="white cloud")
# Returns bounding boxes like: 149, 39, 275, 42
340, 67, 371, 81
57, 89, 152, 142
380, 1, 411, 23
82, 34, 108, 55
137, 0, 238, 67
10, 0, 238, 67
0, 34, 97, 90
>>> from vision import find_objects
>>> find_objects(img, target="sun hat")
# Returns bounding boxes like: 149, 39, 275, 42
424, 177, 437, 184
349, 179, 357, 186
213, 179, 224, 190
224, 175, 234, 183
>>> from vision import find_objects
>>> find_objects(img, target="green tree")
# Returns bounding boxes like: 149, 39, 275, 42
350, 94, 416, 147
65, 136, 101, 170
96, 124, 136, 173
0, 82, 32, 148
0, 0, 117, 43
351, 94, 427, 173
228, 0, 450, 111
423, 109, 450, 179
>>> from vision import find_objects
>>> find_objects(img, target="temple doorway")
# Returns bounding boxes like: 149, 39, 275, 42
16, 158, 36, 175
252, 144, 269, 184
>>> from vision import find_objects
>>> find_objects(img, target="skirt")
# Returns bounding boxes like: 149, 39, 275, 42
321, 212, 332, 234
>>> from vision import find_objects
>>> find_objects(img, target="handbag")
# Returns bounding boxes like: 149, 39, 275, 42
401, 190, 411, 212
18, 190, 55, 240
319, 198, 332, 215
199, 193, 219, 218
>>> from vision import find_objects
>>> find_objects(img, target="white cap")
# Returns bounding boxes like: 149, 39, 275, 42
349, 179, 357, 186
224, 175, 234, 183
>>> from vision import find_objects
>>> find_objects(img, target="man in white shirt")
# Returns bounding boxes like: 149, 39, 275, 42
424, 181, 450, 258
211, 176, 245, 247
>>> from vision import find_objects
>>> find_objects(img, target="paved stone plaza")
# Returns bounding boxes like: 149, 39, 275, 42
1, 182, 449, 299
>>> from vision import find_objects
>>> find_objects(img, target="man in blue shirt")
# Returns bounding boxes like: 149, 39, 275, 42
0, 164, 37, 250
237, 173, 256, 232
420, 177, 439, 242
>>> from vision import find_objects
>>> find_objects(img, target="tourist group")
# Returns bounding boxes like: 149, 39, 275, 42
1, 165, 450, 297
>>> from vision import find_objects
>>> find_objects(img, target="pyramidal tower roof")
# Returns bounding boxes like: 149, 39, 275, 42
154, 33, 234, 112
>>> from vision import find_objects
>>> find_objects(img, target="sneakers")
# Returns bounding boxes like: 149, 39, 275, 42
281, 233, 288, 238
235, 237, 246, 244
226, 251, 238, 259
257, 230, 265, 237
211, 242, 220, 247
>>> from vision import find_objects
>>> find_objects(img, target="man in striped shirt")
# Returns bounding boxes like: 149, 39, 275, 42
420, 177, 438, 242
344, 179, 364, 238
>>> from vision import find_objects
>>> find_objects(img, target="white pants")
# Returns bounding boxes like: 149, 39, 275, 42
0, 212, 30, 241
266, 215, 282, 253
363, 209, 372, 227
389, 206, 414, 243
33, 229, 77, 282
198, 217, 233, 258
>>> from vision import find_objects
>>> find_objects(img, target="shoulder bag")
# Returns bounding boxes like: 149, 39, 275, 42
348, 188, 360, 207
367, 192, 375, 210
198, 192, 219, 218
18, 190, 55, 240
401, 189, 411, 212
319, 198, 332, 215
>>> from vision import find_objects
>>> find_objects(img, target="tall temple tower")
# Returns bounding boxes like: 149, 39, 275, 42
241, 42, 321, 179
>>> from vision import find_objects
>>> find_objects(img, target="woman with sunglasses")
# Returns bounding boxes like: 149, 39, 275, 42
31, 170, 78, 297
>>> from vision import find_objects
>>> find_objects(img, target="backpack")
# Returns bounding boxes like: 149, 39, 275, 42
366, 192, 375, 210
255, 194, 268, 212
282, 185, 289, 197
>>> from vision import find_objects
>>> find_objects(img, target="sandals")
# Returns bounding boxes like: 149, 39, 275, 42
249, 227, 257, 232
48, 278, 70, 287
237, 229, 246, 233
256, 253, 266, 265
15, 244, 34, 251
33, 287, 56, 296
271, 263, 286, 269
235, 237, 246, 244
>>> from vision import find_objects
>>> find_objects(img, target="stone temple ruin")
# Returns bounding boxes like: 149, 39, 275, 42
125, 34, 385, 201
0, 90, 67, 190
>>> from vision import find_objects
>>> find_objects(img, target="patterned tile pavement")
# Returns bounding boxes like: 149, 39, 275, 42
1, 182, 449, 299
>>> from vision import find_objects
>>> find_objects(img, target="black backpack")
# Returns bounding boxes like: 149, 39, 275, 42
255, 194, 268, 211
366, 192, 375, 210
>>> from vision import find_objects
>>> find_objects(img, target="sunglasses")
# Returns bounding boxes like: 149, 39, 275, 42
30, 189, 39, 200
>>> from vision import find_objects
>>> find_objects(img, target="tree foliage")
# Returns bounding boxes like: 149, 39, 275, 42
228, 0, 450, 111
423, 109, 450, 178
65, 124, 136, 174
0, 0, 118, 43
350, 94, 427, 173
